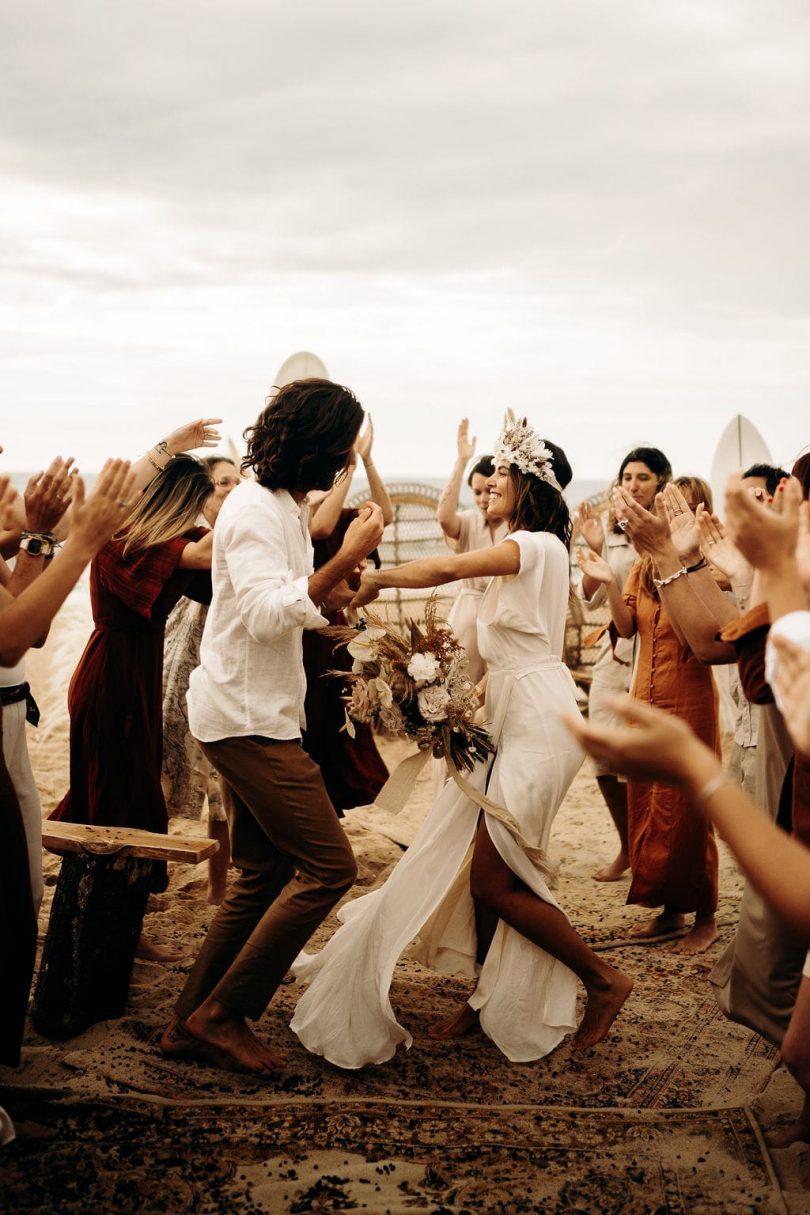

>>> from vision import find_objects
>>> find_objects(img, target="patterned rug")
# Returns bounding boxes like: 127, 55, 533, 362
1, 1096, 787, 1215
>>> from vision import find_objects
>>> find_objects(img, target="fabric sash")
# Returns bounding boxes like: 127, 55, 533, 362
372, 657, 566, 887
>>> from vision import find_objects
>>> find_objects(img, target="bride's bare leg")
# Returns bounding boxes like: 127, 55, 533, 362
428, 856, 500, 1039
470, 821, 633, 1050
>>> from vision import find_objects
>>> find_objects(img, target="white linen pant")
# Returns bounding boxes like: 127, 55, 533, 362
1, 700, 44, 912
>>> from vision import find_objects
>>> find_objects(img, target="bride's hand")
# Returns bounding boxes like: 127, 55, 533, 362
350, 570, 381, 610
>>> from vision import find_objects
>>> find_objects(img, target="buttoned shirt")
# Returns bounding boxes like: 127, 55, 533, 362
188, 480, 327, 743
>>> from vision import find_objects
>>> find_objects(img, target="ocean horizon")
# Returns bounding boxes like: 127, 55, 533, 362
4, 470, 608, 509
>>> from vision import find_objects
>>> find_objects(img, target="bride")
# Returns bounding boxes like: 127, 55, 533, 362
291, 416, 633, 1066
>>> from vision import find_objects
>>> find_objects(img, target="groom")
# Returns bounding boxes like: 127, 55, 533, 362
161, 379, 384, 1073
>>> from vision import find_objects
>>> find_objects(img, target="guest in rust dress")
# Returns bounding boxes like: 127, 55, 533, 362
52, 456, 214, 956
579, 476, 720, 954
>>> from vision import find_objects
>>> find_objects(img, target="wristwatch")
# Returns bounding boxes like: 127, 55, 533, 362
19, 531, 58, 558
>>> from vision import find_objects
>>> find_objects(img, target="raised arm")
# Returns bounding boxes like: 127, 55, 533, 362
354, 416, 393, 525
129, 417, 223, 496
612, 485, 736, 662
0, 461, 136, 666
308, 460, 357, 540
437, 419, 476, 542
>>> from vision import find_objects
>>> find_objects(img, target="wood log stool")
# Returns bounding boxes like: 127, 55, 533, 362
31, 822, 218, 1040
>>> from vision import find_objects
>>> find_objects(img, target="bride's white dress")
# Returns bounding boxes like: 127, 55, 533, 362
290, 529, 585, 1066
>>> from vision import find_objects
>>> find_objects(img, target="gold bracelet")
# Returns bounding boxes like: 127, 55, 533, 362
146, 452, 167, 475
694, 773, 734, 813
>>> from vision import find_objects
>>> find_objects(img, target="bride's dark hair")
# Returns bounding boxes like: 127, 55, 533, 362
508, 448, 572, 547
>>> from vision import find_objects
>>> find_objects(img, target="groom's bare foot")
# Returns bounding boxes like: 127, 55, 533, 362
628, 911, 686, 940
592, 852, 630, 882
572, 970, 634, 1051
160, 1004, 285, 1075
428, 1002, 480, 1040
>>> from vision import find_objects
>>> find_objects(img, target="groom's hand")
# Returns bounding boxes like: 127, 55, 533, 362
342, 502, 385, 563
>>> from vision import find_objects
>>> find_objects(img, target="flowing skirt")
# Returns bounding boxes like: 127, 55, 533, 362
291, 668, 584, 1066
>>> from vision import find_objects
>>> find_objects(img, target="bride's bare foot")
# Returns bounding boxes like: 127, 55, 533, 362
670, 915, 719, 955
572, 970, 634, 1051
428, 1002, 480, 1040
592, 852, 630, 882
136, 936, 183, 963
628, 911, 686, 940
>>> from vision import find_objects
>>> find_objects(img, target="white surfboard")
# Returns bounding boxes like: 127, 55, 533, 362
709, 414, 772, 507
273, 351, 329, 388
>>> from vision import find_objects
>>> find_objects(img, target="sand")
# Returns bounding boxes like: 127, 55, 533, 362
3, 590, 810, 1213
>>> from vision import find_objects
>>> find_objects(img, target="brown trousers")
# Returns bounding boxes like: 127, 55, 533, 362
175, 736, 357, 1021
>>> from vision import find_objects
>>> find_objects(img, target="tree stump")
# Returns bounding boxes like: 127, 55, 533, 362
31, 853, 155, 1039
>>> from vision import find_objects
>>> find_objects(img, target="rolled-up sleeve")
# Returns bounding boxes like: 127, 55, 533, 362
222, 507, 326, 642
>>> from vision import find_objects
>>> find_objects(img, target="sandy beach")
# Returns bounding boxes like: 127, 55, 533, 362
2, 591, 810, 1214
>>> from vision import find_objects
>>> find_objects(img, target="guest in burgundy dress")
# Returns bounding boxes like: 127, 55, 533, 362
52, 456, 214, 955
302, 419, 394, 814
302, 509, 389, 814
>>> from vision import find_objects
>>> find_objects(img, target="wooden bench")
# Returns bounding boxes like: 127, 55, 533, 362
31, 823, 218, 1040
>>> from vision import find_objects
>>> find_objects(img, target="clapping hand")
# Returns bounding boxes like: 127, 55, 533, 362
575, 501, 604, 552
24, 456, 76, 534
0, 475, 19, 530
796, 499, 810, 599
577, 546, 614, 586
724, 472, 802, 573
698, 511, 751, 583
457, 418, 476, 464
562, 695, 708, 788
660, 483, 701, 563
354, 416, 375, 463
609, 486, 670, 556
69, 460, 137, 558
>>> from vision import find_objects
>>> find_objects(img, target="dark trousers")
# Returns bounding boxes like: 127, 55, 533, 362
175, 736, 356, 1021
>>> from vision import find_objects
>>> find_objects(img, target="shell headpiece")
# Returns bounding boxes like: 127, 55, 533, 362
494, 410, 561, 491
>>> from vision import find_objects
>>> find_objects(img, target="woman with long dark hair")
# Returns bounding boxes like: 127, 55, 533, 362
291, 415, 633, 1067
575, 446, 672, 881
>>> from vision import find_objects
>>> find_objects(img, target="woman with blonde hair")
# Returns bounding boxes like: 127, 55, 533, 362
52, 455, 215, 954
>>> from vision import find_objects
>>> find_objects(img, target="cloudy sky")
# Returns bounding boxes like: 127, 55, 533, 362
1, 0, 808, 483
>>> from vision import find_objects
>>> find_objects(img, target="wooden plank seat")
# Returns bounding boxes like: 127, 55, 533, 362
32, 824, 218, 1040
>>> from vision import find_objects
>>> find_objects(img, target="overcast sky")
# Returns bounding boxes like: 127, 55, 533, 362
1, 0, 808, 483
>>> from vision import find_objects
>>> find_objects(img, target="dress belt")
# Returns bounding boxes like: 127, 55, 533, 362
0, 681, 40, 727
485, 658, 568, 744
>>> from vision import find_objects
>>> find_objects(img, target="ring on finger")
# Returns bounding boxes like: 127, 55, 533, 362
618, 518, 629, 531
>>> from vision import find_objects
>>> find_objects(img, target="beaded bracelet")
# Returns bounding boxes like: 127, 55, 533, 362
652, 565, 688, 589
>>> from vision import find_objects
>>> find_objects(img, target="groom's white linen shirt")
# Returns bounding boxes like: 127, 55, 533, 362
188, 479, 327, 743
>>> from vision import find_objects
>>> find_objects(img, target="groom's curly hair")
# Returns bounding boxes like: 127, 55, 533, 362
243, 379, 363, 493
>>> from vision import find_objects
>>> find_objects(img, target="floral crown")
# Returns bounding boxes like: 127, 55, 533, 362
494, 410, 561, 491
